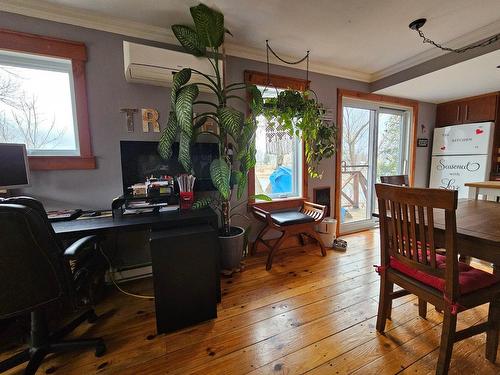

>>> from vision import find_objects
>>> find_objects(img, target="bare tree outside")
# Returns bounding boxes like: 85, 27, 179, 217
341, 107, 404, 223
0, 65, 67, 150
342, 107, 370, 166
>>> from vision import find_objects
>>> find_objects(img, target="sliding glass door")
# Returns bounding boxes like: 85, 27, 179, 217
340, 101, 410, 233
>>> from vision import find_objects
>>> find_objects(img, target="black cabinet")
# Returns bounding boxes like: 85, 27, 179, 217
150, 224, 220, 334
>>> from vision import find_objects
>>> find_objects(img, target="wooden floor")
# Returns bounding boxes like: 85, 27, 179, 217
3, 229, 500, 374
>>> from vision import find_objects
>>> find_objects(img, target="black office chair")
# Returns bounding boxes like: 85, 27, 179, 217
0, 197, 107, 374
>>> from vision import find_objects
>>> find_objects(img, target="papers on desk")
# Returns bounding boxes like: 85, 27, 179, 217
123, 208, 155, 215
159, 205, 179, 212
123, 204, 180, 215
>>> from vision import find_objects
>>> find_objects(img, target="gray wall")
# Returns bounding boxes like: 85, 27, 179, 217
1, 11, 435, 215
415, 102, 436, 187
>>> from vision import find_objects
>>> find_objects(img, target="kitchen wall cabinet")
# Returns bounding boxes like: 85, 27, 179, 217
436, 93, 498, 127
435, 92, 500, 180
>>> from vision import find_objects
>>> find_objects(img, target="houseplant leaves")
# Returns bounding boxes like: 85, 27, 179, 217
210, 158, 231, 200
175, 84, 199, 138
158, 111, 178, 160
218, 106, 243, 140
171, 68, 191, 104
171, 25, 206, 56
190, 3, 225, 48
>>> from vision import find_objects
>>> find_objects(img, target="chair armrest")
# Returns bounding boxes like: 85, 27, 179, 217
302, 201, 327, 222
251, 205, 274, 224
64, 235, 99, 259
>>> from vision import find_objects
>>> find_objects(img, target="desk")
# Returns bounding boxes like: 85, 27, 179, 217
52, 208, 221, 301
52, 208, 218, 239
374, 199, 500, 271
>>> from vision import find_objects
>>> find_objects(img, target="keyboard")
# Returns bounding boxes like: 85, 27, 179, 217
47, 209, 82, 222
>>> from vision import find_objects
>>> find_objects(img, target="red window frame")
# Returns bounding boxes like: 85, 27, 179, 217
0, 28, 95, 170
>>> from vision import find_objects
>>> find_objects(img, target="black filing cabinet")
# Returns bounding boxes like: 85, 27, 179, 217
149, 224, 220, 334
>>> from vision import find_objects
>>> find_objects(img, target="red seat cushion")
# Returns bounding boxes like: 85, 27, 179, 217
390, 254, 500, 295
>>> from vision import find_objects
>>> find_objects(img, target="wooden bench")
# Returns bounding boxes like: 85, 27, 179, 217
251, 201, 327, 270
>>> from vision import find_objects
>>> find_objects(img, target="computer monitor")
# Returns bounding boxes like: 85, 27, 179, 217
0, 143, 30, 189
120, 140, 218, 195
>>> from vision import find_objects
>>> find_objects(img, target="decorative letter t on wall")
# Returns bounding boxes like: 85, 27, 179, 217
120, 108, 138, 132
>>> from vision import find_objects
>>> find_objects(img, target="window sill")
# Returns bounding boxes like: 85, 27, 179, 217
28, 156, 96, 170
248, 197, 305, 211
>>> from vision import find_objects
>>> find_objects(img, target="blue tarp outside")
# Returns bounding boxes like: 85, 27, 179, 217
269, 166, 292, 194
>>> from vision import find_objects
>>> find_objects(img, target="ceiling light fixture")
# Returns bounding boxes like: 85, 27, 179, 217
409, 18, 500, 53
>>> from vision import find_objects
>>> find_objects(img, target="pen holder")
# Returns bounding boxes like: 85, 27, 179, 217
179, 191, 194, 210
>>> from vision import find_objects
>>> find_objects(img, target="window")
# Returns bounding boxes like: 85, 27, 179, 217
244, 70, 309, 203
254, 86, 302, 198
0, 50, 79, 156
0, 29, 94, 170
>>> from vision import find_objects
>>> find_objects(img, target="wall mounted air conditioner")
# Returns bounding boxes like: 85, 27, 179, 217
123, 41, 223, 92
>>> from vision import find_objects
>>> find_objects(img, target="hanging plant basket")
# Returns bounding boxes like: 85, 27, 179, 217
262, 89, 337, 178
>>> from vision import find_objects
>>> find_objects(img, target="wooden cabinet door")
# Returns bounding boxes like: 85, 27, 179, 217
463, 94, 497, 123
436, 102, 461, 127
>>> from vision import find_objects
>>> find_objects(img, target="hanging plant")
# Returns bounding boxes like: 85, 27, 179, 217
262, 89, 337, 178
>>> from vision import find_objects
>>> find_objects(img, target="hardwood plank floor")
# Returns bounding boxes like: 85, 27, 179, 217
2, 229, 499, 374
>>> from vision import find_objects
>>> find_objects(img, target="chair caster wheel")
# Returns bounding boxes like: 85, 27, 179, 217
95, 343, 106, 357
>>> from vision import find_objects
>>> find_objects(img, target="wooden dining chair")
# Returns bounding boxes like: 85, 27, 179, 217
375, 183, 500, 375
251, 201, 327, 270
379, 174, 431, 317
380, 174, 409, 186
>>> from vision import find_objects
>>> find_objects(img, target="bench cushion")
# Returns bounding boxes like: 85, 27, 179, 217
270, 211, 315, 226
390, 254, 500, 295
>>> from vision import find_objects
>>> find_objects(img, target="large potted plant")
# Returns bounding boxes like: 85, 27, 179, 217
158, 3, 269, 271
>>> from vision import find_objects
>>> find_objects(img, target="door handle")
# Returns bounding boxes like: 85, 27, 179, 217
465, 104, 469, 121
456, 106, 460, 122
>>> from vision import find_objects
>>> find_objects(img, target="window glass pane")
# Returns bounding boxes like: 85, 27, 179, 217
254, 85, 301, 199
377, 111, 404, 181
0, 51, 78, 155
341, 106, 373, 224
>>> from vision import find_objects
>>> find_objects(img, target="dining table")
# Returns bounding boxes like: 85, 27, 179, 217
373, 198, 500, 273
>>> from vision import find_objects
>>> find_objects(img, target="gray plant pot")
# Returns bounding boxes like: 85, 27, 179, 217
219, 226, 245, 271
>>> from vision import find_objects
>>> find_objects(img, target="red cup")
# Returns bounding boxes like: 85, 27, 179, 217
179, 191, 194, 210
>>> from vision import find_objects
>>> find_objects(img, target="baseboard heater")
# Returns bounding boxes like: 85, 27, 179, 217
106, 264, 152, 283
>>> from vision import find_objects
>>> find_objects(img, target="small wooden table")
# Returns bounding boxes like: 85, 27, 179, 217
465, 181, 500, 201
374, 199, 500, 271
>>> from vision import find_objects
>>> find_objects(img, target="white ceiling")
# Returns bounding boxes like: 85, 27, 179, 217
375, 49, 500, 103
1, 0, 500, 82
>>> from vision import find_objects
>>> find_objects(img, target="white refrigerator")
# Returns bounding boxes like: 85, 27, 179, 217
429, 122, 494, 198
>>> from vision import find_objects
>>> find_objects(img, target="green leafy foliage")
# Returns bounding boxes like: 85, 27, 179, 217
250, 194, 273, 202
192, 197, 213, 209
171, 68, 191, 104
190, 3, 225, 48
218, 106, 243, 140
175, 84, 199, 138
210, 158, 231, 200
158, 112, 178, 160
249, 85, 263, 114
263, 90, 336, 178
171, 25, 206, 56
236, 173, 247, 199
178, 132, 192, 172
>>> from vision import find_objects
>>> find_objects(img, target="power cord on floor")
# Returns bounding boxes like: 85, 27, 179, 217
97, 245, 155, 300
